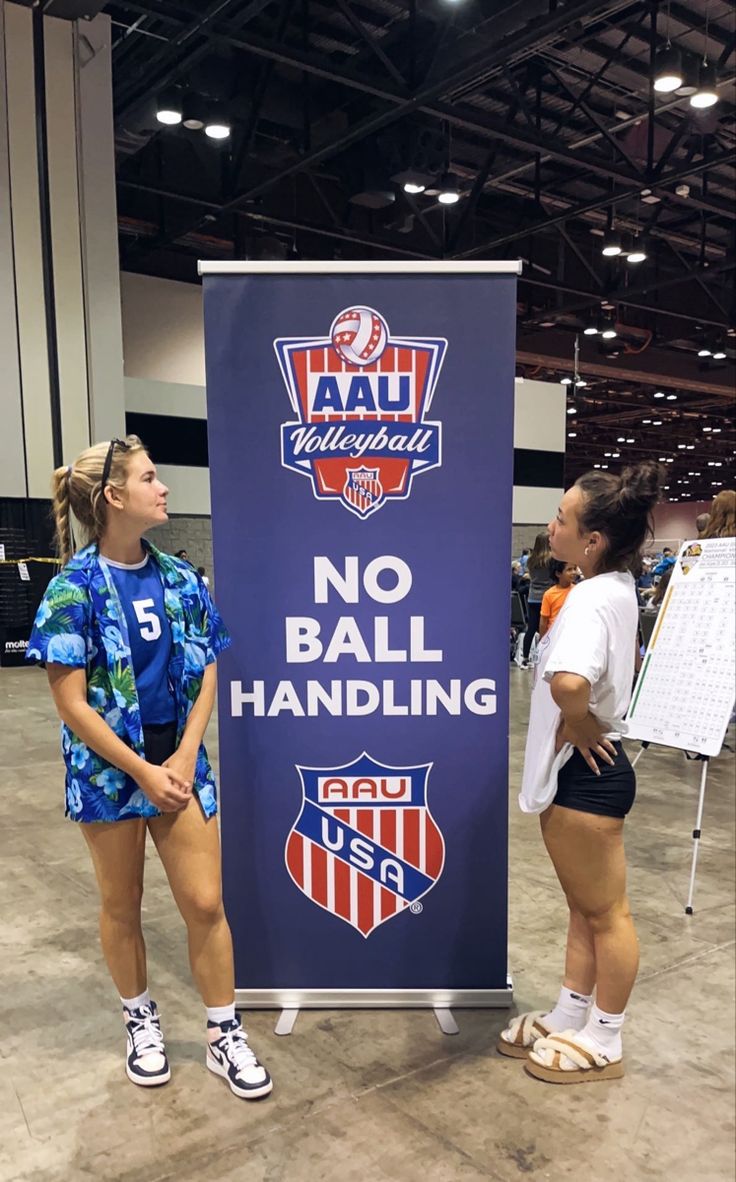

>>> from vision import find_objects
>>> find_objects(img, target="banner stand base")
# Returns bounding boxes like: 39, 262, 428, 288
274, 1008, 300, 1037
236, 984, 514, 1016
433, 1008, 460, 1035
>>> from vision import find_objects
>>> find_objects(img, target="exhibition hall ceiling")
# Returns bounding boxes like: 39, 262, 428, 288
102, 0, 734, 502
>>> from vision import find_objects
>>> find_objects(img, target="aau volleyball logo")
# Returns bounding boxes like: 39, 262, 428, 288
275, 307, 446, 518
284, 753, 445, 937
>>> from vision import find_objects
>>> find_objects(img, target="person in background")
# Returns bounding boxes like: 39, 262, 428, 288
175, 549, 191, 564
652, 547, 675, 577
644, 566, 672, 612
519, 548, 530, 573
699, 489, 736, 539
636, 558, 655, 604
695, 512, 710, 537
539, 561, 577, 638
197, 565, 210, 588
521, 532, 553, 665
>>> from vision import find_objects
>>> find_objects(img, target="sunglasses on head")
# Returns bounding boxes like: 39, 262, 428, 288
100, 438, 131, 493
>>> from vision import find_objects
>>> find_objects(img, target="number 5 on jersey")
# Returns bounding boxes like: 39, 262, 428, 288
133, 598, 162, 641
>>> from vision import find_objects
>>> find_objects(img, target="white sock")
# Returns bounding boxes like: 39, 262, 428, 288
578, 1002, 625, 1060
120, 988, 151, 1013
206, 1002, 236, 1028
543, 985, 592, 1032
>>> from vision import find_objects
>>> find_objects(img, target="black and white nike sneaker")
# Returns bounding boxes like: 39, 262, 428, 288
206, 1017, 273, 1099
123, 1001, 171, 1087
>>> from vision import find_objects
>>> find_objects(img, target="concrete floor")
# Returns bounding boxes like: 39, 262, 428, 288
1, 664, 734, 1182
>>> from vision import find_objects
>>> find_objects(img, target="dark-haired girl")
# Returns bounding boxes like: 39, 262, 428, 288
499, 461, 662, 1083
27, 437, 272, 1099
521, 531, 553, 665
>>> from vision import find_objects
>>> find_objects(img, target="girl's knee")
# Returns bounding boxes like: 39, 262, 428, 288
580, 897, 632, 934
100, 889, 143, 927
182, 892, 225, 927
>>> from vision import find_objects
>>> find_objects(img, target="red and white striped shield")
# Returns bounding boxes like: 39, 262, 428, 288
343, 466, 384, 518
284, 753, 445, 938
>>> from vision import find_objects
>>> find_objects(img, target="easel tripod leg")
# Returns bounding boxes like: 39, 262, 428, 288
685, 758, 709, 916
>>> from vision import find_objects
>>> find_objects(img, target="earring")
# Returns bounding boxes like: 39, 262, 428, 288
584, 545, 590, 556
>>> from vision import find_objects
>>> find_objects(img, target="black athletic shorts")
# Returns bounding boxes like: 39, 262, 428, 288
142, 721, 178, 767
553, 741, 636, 819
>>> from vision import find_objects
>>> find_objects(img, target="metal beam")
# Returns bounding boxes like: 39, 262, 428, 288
116, 178, 435, 259
662, 239, 731, 320
517, 257, 736, 329
332, 0, 407, 89
555, 223, 604, 290
544, 62, 645, 175
454, 151, 736, 258
516, 351, 735, 398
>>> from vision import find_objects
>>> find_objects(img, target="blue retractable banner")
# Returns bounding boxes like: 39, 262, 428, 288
200, 262, 519, 1006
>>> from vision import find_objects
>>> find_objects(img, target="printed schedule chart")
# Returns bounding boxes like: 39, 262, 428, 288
627, 537, 736, 757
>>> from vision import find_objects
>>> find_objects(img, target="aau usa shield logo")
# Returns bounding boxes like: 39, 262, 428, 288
284, 753, 445, 937
275, 307, 446, 519
343, 466, 383, 518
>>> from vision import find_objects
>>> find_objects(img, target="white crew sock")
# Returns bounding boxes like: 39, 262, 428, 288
120, 988, 151, 1013
577, 1002, 625, 1061
543, 985, 592, 1032
206, 1002, 236, 1028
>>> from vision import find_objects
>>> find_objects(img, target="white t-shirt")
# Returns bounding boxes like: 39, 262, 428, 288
519, 571, 638, 815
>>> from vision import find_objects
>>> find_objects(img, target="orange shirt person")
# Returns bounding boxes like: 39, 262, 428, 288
539, 562, 578, 637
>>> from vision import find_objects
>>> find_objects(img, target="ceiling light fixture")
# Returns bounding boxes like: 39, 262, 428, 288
182, 93, 206, 130
602, 231, 622, 257
204, 104, 231, 139
653, 44, 683, 94
626, 236, 648, 264
698, 345, 712, 357
666, 393, 677, 400
690, 60, 719, 109
654, 391, 665, 398
156, 87, 183, 125
437, 172, 461, 204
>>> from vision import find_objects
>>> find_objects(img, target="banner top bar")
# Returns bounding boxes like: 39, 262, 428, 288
198, 260, 522, 276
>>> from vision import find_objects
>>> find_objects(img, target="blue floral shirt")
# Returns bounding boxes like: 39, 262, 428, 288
27, 541, 230, 823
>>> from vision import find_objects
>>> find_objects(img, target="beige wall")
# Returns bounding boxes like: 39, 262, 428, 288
121, 272, 206, 386
651, 500, 712, 546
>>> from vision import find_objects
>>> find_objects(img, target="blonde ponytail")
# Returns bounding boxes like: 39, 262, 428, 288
51, 435, 146, 565
51, 466, 74, 566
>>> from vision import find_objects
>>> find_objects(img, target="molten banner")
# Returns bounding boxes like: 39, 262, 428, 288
201, 261, 519, 1008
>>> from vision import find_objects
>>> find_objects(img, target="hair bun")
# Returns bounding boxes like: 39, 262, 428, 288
618, 461, 664, 512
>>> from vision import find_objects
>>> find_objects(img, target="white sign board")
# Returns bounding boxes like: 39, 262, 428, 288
627, 537, 736, 757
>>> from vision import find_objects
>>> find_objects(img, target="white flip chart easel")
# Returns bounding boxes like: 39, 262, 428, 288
626, 537, 736, 913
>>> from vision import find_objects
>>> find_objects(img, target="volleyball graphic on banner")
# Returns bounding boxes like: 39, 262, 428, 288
276, 306, 446, 519
330, 306, 388, 366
